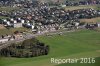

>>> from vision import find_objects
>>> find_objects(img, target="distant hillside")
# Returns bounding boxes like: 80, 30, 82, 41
0, 0, 91, 3
36, 0, 88, 2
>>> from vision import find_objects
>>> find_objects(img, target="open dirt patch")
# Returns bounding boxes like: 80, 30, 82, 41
96, 50, 100, 52
0, 24, 6, 29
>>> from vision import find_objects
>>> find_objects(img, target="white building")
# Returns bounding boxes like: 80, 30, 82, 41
13, 23, 22, 28
0, 38, 8, 43
97, 23, 100, 27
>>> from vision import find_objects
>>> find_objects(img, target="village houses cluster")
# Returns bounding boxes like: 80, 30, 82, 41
0, 7, 100, 31
0, 0, 100, 43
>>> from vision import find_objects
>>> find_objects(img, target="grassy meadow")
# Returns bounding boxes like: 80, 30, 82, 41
0, 29, 100, 66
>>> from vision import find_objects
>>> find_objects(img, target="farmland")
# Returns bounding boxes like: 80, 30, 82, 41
0, 27, 29, 36
64, 5, 96, 11
80, 17, 100, 23
0, 7, 20, 12
0, 29, 100, 66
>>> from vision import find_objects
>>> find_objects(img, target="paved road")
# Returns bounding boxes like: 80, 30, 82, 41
0, 29, 75, 50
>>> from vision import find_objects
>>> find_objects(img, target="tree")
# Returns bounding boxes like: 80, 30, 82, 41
0, 38, 50, 58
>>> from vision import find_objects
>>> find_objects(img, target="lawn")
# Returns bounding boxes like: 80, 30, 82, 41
0, 29, 100, 66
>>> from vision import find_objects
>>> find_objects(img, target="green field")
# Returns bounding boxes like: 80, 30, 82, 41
0, 30, 100, 66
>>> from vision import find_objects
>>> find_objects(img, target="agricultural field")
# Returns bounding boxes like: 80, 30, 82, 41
0, 29, 100, 66
63, 5, 100, 11
64, 5, 96, 11
0, 16, 9, 19
0, 7, 20, 12
80, 17, 100, 23
0, 27, 29, 36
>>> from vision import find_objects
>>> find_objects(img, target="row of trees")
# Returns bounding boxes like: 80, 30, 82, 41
0, 38, 50, 58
